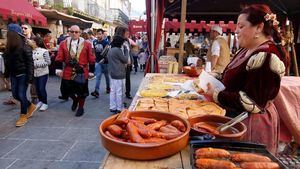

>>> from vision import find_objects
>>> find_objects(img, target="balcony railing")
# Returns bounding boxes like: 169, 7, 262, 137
110, 8, 129, 25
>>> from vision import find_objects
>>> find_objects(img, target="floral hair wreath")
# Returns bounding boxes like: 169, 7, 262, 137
264, 13, 280, 26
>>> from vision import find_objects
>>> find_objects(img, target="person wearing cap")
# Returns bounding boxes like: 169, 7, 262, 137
3, 24, 37, 127
206, 25, 230, 78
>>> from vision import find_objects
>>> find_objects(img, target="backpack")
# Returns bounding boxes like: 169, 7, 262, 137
99, 44, 111, 64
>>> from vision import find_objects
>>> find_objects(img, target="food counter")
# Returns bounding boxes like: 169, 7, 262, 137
100, 74, 193, 169
99, 73, 287, 169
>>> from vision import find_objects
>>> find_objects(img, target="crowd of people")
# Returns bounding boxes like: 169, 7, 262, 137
0, 23, 149, 126
0, 3, 291, 156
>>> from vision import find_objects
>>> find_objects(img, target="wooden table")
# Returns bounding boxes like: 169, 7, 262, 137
100, 73, 192, 169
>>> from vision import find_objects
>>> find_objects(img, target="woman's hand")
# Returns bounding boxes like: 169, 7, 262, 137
203, 83, 215, 102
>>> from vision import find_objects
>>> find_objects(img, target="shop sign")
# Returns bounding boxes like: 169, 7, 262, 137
11, 10, 33, 18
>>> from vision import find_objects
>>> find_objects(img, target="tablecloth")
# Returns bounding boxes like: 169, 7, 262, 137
274, 76, 300, 144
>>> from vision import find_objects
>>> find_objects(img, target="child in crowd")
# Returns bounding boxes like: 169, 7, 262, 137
138, 49, 148, 71
107, 36, 128, 113
32, 36, 51, 111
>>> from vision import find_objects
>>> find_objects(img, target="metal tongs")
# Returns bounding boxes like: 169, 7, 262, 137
217, 111, 249, 133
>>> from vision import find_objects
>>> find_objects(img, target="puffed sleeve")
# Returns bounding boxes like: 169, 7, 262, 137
55, 40, 66, 70
214, 52, 285, 115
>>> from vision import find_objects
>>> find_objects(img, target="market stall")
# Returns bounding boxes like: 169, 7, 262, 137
99, 73, 291, 169
99, 0, 300, 168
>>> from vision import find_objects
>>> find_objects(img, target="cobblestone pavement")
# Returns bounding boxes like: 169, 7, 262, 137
0, 71, 144, 169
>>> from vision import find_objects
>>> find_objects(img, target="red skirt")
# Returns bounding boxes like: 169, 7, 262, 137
241, 102, 279, 155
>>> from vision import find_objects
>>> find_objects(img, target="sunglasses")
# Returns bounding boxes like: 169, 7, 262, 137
70, 31, 79, 34
22, 27, 28, 30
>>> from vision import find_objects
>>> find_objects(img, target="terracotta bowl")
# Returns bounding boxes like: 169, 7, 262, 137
99, 111, 191, 160
188, 114, 247, 141
182, 66, 202, 77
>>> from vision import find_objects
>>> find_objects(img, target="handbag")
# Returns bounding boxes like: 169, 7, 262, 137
73, 73, 85, 84
72, 64, 86, 84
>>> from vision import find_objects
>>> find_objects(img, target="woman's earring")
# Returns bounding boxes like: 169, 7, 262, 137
254, 34, 259, 39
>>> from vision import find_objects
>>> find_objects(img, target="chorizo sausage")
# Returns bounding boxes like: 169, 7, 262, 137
195, 147, 230, 159
114, 109, 130, 125
147, 120, 167, 130
231, 153, 271, 162
126, 122, 145, 143
138, 128, 153, 138
144, 137, 167, 144
171, 120, 186, 132
192, 122, 219, 135
159, 132, 183, 140
106, 124, 123, 136
105, 131, 125, 142
195, 158, 236, 169
240, 162, 280, 169
130, 116, 157, 124
121, 130, 130, 140
159, 125, 182, 133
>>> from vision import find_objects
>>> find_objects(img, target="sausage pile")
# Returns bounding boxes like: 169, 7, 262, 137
104, 109, 187, 144
195, 147, 280, 169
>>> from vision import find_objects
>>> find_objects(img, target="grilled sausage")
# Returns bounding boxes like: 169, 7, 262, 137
170, 120, 186, 132
138, 128, 154, 138
159, 125, 182, 133
121, 130, 130, 140
126, 122, 145, 143
144, 137, 167, 144
159, 132, 183, 140
106, 124, 123, 136
195, 147, 230, 159
195, 158, 236, 169
105, 131, 125, 142
240, 162, 280, 169
147, 120, 167, 130
114, 109, 130, 125
231, 153, 271, 162
192, 122, 219, 135
165, 124, 182, 132
130, 116, 157, 124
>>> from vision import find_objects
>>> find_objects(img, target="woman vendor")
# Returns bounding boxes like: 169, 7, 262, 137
205, 4, 289, 154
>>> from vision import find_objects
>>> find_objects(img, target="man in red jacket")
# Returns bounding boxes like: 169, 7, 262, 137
55, 25, 95, 116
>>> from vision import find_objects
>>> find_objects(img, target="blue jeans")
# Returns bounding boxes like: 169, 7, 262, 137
34, 74, 48, 104
133, 55, 138, 73
94, 63, 110, 92
10, 74, 31, 114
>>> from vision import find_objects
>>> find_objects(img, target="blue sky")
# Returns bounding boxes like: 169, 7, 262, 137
130, 0, 146, 18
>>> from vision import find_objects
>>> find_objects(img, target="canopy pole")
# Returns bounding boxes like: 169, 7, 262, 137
150, 0, 156, 73
178, 0, 187, 73
285, 19, 299, 76
290, 21, 299, 76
